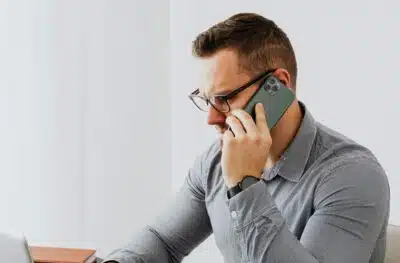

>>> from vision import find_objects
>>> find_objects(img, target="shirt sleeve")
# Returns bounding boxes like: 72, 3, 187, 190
102, 153, 213, 263
227, 157, 390, 263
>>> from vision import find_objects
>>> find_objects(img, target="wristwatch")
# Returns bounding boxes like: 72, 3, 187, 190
227, 175, 261, 199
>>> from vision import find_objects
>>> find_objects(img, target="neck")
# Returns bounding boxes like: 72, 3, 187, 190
265, 100, 303, 169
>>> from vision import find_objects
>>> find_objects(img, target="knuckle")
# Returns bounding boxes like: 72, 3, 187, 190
257, 114, 266, 122
224, 138, 234, 147
263, 136, 272, 146
227, 136, 237, 144
257, 110, 266, 118
244, 113, 252, 121
248, 133, 258, 141
236, 135, 246, 143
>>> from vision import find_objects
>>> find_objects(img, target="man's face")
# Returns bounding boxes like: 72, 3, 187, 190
196, 49, 259, 135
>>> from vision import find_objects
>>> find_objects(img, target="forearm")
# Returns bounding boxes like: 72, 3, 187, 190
102, 226, 174, 263
228, 180, 319, 263
254, 223, 319, 263
103, 167, 213, 263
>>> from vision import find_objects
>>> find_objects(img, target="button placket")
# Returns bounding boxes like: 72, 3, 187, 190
231, 211, 237, 218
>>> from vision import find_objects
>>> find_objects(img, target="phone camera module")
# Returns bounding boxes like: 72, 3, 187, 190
265, 78, 279, 95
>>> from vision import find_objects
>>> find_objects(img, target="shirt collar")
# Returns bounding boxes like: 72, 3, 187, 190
267, 101, 317, 182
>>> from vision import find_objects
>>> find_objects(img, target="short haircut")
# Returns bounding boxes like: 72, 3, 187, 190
192, 13, 298, 88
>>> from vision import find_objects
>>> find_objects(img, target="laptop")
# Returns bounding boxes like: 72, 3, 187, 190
0, 232, 34, 263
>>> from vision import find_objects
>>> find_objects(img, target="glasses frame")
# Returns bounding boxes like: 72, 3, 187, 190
188, 68, 277, 113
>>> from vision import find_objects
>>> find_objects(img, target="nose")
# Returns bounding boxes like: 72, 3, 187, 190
207, 106, 227, 126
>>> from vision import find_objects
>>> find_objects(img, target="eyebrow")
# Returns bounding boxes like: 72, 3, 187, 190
206, 83, 234, 97
201, 89, 230, 99
214, 90, 233, 97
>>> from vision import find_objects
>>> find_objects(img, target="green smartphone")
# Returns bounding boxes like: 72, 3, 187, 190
243, 74, 295, 129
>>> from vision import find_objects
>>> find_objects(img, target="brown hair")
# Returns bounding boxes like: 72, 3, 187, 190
192, 13, 298, 88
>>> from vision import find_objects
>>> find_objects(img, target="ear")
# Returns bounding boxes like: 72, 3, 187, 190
274, 68, 293, 90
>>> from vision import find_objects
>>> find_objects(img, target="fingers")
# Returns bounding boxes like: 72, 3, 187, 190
230, 109, 257, 136
225, 115, 245, 137
222, 128, 234, 144
226, 104, 269, 137
255, 103, 269, 135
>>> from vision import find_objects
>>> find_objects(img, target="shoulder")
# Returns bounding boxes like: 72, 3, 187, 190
310, 121, 384, 175
317, 155, 389, 195
310, 123, 390, 211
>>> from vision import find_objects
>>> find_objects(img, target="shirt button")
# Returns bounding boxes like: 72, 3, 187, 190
231, 211, 237, 218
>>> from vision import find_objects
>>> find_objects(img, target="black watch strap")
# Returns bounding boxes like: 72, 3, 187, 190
227, 176, 261, 199
227, 184, 242, 199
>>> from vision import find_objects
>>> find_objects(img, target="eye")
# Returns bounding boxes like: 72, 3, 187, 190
215, 96, 226, 102
212, 96, 227, 104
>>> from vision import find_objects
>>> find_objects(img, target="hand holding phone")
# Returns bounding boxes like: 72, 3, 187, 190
221, 74, 295, 187
223, 103, 272, 187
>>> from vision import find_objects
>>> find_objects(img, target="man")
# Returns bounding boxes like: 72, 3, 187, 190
103, 13, 390, 263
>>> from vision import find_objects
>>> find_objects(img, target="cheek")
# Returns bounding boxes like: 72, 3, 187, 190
229, 87, 258, 110
228, 97, 248, 110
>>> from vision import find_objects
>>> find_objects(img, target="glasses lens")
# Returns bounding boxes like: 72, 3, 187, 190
191, 96, 209, 111
210, 97, 230, 113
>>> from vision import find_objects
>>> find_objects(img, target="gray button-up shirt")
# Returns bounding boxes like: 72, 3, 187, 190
104, 102, 390, 263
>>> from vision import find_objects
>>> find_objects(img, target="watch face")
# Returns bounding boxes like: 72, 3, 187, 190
241, 176, 260, 189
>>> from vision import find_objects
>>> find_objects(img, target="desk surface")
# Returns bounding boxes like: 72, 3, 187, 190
30, 246, 96, 263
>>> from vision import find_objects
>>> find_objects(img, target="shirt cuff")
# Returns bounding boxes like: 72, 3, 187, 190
227, 179, 283, 229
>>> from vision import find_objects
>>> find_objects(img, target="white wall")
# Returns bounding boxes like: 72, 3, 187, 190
171, 1, 400, 262
0, 0, 85, 246
0, 0, 171, 258
82, 0, 171, 256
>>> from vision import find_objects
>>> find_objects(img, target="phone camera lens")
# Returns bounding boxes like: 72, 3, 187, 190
265, 79, 279, 94
269, 84, 278, 94
267, 78, 277, 86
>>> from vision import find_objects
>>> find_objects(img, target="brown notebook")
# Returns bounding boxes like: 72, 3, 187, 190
29, 246, 96, 263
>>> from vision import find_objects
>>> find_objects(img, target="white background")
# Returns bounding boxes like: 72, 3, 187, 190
0, 0, 399, 262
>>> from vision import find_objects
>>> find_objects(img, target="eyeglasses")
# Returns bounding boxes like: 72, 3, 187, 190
188, 69, 277, 113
